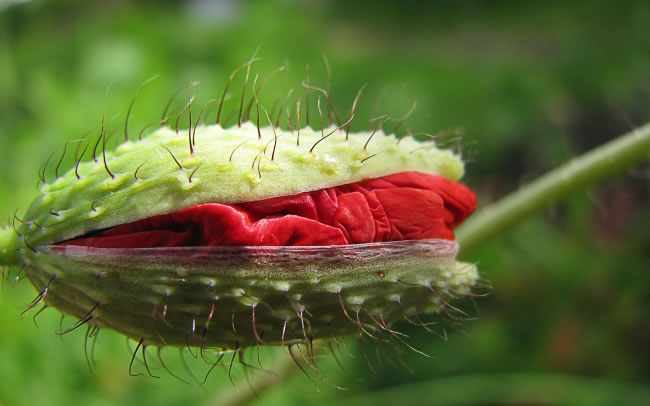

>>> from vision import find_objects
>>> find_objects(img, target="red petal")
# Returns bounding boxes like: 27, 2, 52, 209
63, 172, 476, 248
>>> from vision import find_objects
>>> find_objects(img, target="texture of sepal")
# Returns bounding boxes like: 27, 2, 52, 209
23, 239, 477, 348
18, 123, 465, 247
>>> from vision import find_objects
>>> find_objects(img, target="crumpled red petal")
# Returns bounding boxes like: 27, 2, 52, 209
62, 172, 476, 248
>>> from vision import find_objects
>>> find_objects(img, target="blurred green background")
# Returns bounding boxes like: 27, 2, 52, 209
1, 0, 649, 405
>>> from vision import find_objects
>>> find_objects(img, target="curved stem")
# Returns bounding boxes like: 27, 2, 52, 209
208, 354, 294, 406
214, 122, 650, 406
456, 122, 650, 255
207, 342, 324, 406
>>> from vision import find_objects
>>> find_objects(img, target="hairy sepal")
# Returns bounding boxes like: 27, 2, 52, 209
23, 240, 477, 348
19, 123, 464, 247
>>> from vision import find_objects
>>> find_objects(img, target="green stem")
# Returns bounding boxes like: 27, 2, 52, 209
0, 225, 20, 267
456, 122, 650, 255
205, 342, 324, 406
214, 122, 650, 406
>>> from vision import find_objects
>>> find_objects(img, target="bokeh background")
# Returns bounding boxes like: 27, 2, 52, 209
1, 0, 649, 405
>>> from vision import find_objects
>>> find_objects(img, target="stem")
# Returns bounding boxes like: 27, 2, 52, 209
0, 226, 20, 267
456, 122, 650, 255
214, 122, 650, 406
206, 342, 324, 406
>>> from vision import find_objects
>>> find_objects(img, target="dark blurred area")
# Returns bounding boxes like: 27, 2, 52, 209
0, 1, 648, 405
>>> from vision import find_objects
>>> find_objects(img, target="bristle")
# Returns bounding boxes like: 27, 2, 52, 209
304, 64, 311, 127
83, 325, 97, 376
193, 99, 217, 145
296, 99, 301, 146
54, 142, 69, 179
309, 114, 354, 153
302, 83, 341, 127
188, 100, 194, 155
138, 118, 168, 141
392, 101, 417, 136
37, 151, 56, 190
252, 75, 262, 139
124, 75, 160, 142
274, 88, 294, 129
238, 54, 257, 128
364, 115, 390, 151
129, 338, 144, 377
12, 210, 23, 238
134, 161, 146, 181
162, 145, 183, 170
91, 129, 102, 163
188, 162, 202, 184
261, 106, 278, 160
317, 95, 324, 137
101, 130, 115, 179
216, 48, 261, 125
162, 81, 199, 122
57, 302, 99, 335
346, 83, 367, 140
175, 96, 195, 135
243, 65, 285, 122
